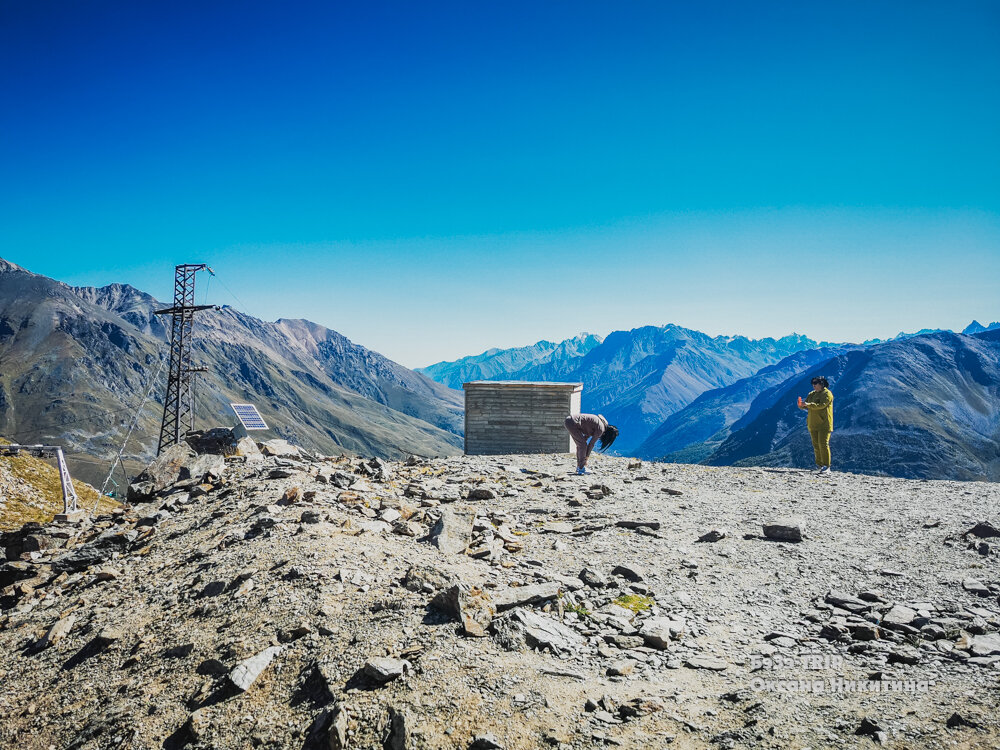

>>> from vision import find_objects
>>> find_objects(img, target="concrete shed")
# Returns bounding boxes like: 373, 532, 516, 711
463, 381, 584, 455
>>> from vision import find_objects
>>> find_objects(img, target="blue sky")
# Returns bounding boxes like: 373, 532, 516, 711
2, 1, 998, 367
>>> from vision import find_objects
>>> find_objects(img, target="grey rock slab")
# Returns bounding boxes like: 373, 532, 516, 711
467, 487, 496, 500
55, 545, 113, 573
825, 590, 871, 613
969, 632, 1000, 657
229, 646, 283, 691
402, 565, 453, 593
357, 520, 392, 534
430, 509, 473, 555
383, 706, 412, 750
259, 439, 300, 457
696, 529, 727, 543
607, 659, 636, 676
962, 578, 991, 597
492, 582, 561, 612
683, 655, 728, 671
965, 521, 1000, 539
882, 605, 918, 627
615, 520, 661, 531
183, 453, 225, 483
508, 608, 585, 654
132, 442, 196, 494
327, 705, 349, 749
364, 657, 409, 683
540, 521, 575, 534
640, 617, 687, 649
37, 615, 76, 649
579, 568, 608, 588
430, 583, 495, 637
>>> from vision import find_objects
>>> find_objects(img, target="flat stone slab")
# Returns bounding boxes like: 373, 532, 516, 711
640, 617, 686, 649
229, 646, 282, 691
492, 582, 561, 612
684, 655, 727, 671
510, 608, 584, 654
430, 510, 473, 555
364, 657, 409, 683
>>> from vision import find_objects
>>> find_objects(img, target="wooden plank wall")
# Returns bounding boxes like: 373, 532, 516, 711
463, 384, 581, 455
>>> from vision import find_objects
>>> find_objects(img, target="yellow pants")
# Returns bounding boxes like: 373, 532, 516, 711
809, 429, 831, 468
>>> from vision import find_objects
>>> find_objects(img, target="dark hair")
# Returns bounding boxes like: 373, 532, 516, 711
598, 425, 619, 452
811, 376, 829, 388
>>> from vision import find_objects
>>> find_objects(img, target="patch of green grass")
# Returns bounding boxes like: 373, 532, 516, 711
557, 591, 591, 619
613, 593, 654, 613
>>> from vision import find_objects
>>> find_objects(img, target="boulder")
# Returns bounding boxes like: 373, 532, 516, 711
185, 428, 239, 456
429, 510, 473, 555
128, 443, 196, 500
640, 616, 687, 649
364, 657, 409, 683
762, 521, 803, 542
234, 436, 263, 460
431, 583, 496, 637
182, 453, 226, 484
260, 439, 301, 458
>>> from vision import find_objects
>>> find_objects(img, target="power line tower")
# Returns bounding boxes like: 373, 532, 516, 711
154, 263, 215, 455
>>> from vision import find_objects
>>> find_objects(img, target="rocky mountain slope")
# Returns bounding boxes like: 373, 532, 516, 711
1, 438, 998, 749
0, 259, 462, 486
422, 326, 831, 454
635, 346, 861, 463
417, 334, 604, 390
704, 331, 1000, 481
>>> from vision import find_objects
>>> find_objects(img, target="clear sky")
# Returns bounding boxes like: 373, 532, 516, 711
2, 1, 998, 367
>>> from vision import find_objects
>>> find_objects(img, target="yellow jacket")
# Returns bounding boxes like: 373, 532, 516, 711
801, 388, 833, 432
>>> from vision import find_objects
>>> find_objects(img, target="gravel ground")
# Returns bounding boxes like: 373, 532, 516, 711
1, 445, 998, 750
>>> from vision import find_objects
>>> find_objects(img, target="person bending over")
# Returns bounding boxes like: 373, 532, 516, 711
564, 413, 619, 475
797, 376, 834, 475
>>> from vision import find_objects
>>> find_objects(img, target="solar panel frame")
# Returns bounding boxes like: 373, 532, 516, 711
230, 403, 269, 431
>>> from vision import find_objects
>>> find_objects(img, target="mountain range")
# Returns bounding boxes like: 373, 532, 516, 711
0, 259, 463, 487
421, 325, 837, 453
4, 257, 997, 485
423, 324, 1000, 480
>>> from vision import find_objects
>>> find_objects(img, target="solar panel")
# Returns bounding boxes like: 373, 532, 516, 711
230, 403, 269, 431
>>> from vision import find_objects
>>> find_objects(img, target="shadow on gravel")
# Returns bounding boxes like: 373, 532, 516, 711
61, 637, 110, 670
162, 725, 191, 750
343, 667, 388, 692
290, 662, 333, 709
191, 680, 242, 711
742, 533, 803, 543
299, 709, 334, 750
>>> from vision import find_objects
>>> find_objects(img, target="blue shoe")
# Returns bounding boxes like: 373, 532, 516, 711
576, 467, 590, 475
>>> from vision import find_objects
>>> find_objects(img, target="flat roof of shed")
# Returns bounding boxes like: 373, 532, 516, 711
463, 381, 583, 390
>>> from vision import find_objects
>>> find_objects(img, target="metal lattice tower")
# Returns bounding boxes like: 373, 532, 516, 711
154, 263, 215, 455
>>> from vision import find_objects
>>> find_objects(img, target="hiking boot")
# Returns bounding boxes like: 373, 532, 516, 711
819, 466, 831, 475
576, 467, 590, 476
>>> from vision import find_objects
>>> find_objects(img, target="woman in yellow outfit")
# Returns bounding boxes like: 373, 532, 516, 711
797, 376, 833, 475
